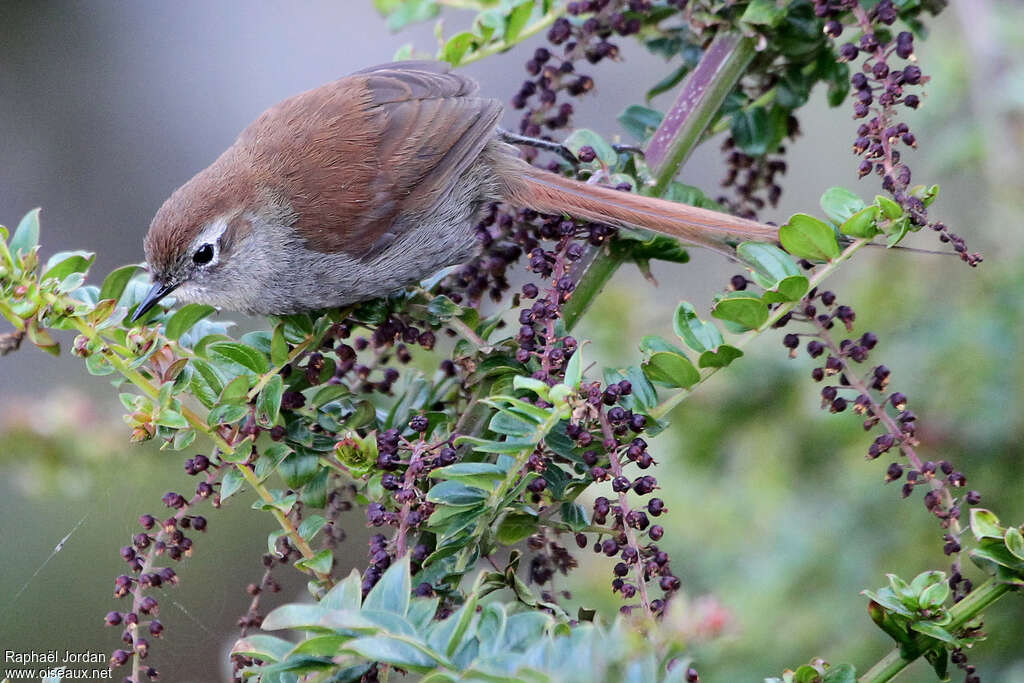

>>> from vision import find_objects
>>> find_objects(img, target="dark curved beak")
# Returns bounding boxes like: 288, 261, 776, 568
130, 281, 178, 323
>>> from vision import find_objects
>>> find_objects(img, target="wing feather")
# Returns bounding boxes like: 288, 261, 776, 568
237, 61, 502, 256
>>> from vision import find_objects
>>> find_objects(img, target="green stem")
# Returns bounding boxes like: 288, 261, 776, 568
649, 238, 870, 420
454, 7, 560, 67
561, 243, 625, 332
561, 32, 758, 330
646, 33, 757, 194
858, 579, 1017, 683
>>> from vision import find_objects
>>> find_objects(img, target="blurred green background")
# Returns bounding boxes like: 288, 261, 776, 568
1, 2, 1022, 682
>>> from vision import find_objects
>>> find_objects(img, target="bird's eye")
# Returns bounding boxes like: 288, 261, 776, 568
192, 243, 215, 266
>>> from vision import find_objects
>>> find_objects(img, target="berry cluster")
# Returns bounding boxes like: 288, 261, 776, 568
718, 135, 793, 220
106, 456, 219, 680
363, 422, 453, 596
821, 0, 981, 265
774, 282, 983, 611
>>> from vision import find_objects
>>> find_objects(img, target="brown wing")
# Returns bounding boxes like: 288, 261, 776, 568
236, 61, 503, 256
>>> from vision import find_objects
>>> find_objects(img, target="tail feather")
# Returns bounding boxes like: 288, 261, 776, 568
503, 163, 778, 256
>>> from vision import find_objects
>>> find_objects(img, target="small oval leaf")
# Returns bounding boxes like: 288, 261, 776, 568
779, 213, 841, 261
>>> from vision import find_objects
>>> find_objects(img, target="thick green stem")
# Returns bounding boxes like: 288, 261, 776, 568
858, 579, 1017, 683
562, 32, 757, 330
646, 33, 757, 193
561, 243, 624, 331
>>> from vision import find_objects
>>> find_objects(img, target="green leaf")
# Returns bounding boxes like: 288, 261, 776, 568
426, 481, 489, 507
730, 106, 771, 156
441, 31, 478, 65
737, 242, 801, 286
564, 128, 617, 166
820, 187, 866, 225
840, 206, 881, 238
918, 580, 950, 609
642, 351, 700, 389
231, 634, 295, 663
297, 514, 327, 543
558, 342, 583, 392
861, 588, 914, 617
252, 490, 298, 514
504, 0, 533, 42
711, 293, 770, 330
270, 324, 289, 366
512, 375, 550, 399
165, 304, 217, 341
363, 555, 411, 616
342, 635, 440, 672
58, 271, 86, 292
639, 334, 686, 356
604, 366, 657, 413
288, 635, 348, 658
741, 0, 792, 26
618, 105, 663, 141
221, 468, 245, 501
793, 665, 821, 683
187, 359, 224, 408
384, 0, 439, 31
762, 275, 810, 303
431, 463, 507, 490
673, 302, 723, 353
207, 403, 247, 427
779, 213, 841, 261
909, 570, 944, 596
910, 621, 959, 645
99, 264, 141, 302
875, 195, 904, 220
11, 208, 40, 258
257, 374, 284, 426
321, 569, 363, 611
970, 540, 1024, 575
970, 508, 1004, 540
220, 375, 251, 404
698, 344, 743, 368
496, 512, 538, 545
278, 452, 320, 489
42, 250, 94, 282
560, 502, 589, 531
295, 549, 333, 575
886, 217, 911, 248
155, 409, 188, 429
1005, 527, 1024, 561
208, 341, 270, 374
490, 411, 536, 437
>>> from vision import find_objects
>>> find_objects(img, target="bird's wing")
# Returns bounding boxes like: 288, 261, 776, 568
238, 61, 504, 257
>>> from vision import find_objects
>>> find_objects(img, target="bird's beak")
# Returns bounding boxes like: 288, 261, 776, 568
130, 281, 179, 323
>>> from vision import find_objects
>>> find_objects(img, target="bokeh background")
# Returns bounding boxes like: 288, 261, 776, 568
1, 2, 1022, 681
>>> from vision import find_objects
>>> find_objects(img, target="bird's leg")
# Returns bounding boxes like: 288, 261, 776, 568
497, 129, 645, 166
497, 129, 579, 167
611, 143, 645, 157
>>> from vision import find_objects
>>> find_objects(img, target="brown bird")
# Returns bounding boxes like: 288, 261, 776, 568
134, 61, 777, 320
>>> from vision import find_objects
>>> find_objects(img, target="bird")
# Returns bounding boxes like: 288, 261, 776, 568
133, 61, 778, 321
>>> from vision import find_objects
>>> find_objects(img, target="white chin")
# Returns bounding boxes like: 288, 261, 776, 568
173, 283, 211, 305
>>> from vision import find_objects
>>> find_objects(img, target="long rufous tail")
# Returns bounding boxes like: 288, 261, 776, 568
502, 161, 778, 256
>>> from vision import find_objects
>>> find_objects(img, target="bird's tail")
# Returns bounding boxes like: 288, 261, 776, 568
502, 161, 778, 256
